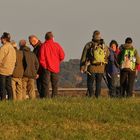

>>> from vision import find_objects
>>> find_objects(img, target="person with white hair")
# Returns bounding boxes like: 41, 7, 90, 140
19, 40, 39, 100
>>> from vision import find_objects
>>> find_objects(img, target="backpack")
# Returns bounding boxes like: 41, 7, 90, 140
120, 48, 136, 70
89, 42, 107, 65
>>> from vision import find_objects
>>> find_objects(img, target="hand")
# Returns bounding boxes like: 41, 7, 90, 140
80, 66, 85, 74
36, 74, 39, 79
80, 69, 84, 74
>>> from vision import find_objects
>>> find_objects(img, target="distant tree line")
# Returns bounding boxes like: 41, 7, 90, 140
59, 59, 140, 90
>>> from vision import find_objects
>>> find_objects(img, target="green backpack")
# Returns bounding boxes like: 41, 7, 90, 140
90, 44, 106, 65
120, 48, 136, 70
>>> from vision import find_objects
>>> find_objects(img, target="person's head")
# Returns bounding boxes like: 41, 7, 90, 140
110, 40, 118, 52
92, 30, 101, 41
125, 37, 133, 44
29, 35, 39, 47
19, 40, 27, 49
11, 40, 18, 49
1, 32, 11, 44
45, 32, 54, 41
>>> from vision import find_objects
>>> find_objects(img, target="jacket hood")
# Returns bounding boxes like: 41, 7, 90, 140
123, 43, 134, 50
20, 46, 31, 51
45, 38, 54, 43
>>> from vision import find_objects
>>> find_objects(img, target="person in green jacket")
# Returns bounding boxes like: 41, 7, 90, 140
118, 37, 140, 97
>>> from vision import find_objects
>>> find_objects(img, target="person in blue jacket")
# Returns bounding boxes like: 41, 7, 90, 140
106, 40, 120, 97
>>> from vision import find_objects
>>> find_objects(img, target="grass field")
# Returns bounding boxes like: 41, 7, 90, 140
0, 97, 140, 140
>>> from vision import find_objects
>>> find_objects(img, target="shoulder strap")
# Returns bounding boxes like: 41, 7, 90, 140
89, 41, 95, 49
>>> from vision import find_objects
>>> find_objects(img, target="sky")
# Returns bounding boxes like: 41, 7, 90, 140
0, 0, 140, 60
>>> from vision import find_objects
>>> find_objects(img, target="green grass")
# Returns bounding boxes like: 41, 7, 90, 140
0, 97, 140, 140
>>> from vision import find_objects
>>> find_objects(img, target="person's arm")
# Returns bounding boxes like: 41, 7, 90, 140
34, 54, 39, 79
117, 51, 122, 65
34, 54, 39, 72
135, 49, 140, 76
0, 46, 6, 64
109, 51, 115, 63
80, 44, 89, 67
39, 44, 46, 69
135, 49, 140, 65
58, 44, 65, 62
80, 43, 91, 73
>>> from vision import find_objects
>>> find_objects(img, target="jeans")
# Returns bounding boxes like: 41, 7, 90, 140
120, 69, 136, 97
0, 75, 13, 100
106, 73, 120, 97
41, 69, 59, 98
87, 73, 103, 98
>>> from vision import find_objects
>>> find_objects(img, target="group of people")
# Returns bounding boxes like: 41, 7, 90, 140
80, 30, 140, 98
0, 30, 139, 101
0, 32, 65, 101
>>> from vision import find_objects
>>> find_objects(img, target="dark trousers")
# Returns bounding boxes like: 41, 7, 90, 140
106, 73, 120, 97
87, 73, 103, 98
36, 76, 43, 98
0, 75, 13, 100
120, 69, 136, 97
41, 69, 59, 98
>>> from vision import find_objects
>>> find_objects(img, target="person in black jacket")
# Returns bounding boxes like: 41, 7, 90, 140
19, 40, 39, 100
29, 35, 43, 98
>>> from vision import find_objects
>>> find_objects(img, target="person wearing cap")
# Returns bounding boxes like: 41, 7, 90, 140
39, 32, 65, 98
19, 40, 39, 100
0, 32, 16, 100
80, 30, 109, 98
11, 41, 24, 100
29, 35, 43, 98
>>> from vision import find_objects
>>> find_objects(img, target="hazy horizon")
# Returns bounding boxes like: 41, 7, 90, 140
0, 0, 140, 60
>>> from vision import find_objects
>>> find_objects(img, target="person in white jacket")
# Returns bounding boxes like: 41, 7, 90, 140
0, 32, 16, 100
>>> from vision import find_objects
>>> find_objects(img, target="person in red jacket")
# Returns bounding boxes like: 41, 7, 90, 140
39, 32, 65, 98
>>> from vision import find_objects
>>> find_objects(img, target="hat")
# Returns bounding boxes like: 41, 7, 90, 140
92, 30, 101, 40
93, 30, 100, 36
125, 37, 133, 44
